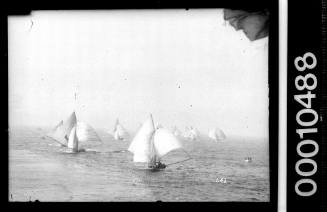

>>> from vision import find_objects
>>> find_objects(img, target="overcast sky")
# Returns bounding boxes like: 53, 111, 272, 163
8, 9, 269, 138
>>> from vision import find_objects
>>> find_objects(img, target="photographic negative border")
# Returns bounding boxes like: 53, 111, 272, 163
4, 0, 279, 211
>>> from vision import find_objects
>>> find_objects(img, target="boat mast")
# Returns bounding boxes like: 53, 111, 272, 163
74, 85, 79, 115
148, 114, 158, 165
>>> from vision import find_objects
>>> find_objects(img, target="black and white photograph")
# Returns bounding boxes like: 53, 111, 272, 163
8, 9, 271, 202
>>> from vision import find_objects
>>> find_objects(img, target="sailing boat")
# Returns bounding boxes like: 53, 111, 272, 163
112, 119, 129, 140
208, 127, 226, 141
183, 126, 199, 141
47, 111, 102, 149
128, 114, 186, 171
189, 127, 200, 140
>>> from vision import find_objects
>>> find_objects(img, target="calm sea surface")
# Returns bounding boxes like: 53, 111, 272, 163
9, 127, 269, 202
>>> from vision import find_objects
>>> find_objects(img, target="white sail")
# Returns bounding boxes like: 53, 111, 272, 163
116, 124, 129, 139
112, 119, 129, 140
76, 121, 102, 144
67, 125, 78, 152
62, 112, 77, 139
183, 127, 199, 140
208, 128, 226, 141
47, 120, 67, 145
128, 114, 155, 163
113, 130, 120, 140
153, 128, 182, 158
216, 128, 226, 140
208, 129, 216, 140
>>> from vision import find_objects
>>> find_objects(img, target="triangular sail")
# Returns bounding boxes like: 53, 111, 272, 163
116, 124, 129, 138
128, 114, 155, 163
67, 125, 78, 152
47, 120, 67, 145
62, 112, 77, 139
153, 128, 182, 158
216, 128, 226, 140
76, 121, 102, 144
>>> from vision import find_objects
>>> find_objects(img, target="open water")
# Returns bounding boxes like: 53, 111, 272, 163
9, 126, 269, 202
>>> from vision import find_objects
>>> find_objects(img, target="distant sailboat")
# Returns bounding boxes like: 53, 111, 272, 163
183, 126, 199, 141
128, 114, 187, 171
190, 127, 200, 140
208, 128, 226, 141
112, 119, 129, 140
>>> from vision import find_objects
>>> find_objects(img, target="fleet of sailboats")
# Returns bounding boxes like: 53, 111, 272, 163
183, 126, 200, 141
44, 108, 228, 166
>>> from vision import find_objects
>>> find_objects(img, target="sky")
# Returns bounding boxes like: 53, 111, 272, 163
8, 9, 269, 138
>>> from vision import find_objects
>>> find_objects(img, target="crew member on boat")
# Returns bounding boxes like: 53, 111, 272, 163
148, 154, 166, 169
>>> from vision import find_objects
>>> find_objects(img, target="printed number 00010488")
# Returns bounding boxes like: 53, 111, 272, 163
293, 52, 319, 197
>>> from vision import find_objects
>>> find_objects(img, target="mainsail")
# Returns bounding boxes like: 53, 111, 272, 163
128, 114, 155, 163
208, 128, 226, 141
67, 125, 78, 152
153, 128, 182, 158
62, 112, 77, 140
